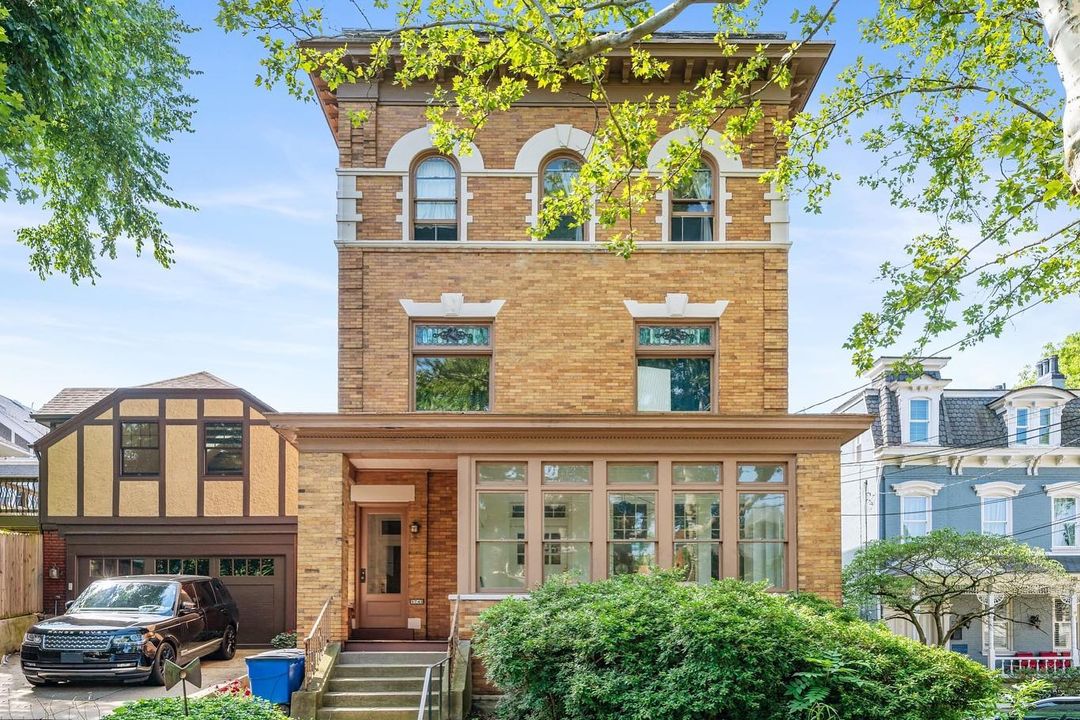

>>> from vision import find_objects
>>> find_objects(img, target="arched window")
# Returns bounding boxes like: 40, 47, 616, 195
540, 154, 584, 241
670, 161, 716, 242
412, 155, 459, 241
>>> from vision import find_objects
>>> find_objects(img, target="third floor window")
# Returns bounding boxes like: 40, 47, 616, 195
670, 162, 716, 242
413, 155, 459, 241
909, 398, 931, 443
540, 155, 584, 241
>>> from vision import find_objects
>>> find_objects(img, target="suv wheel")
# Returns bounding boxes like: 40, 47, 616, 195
212, 625, 237, 660
148, 641, 177, 686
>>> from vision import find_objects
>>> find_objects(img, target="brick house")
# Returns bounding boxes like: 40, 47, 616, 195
33, 372, 298, 644
268, 32, 871, 670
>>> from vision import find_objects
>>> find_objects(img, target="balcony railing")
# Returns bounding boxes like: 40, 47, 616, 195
996, 654, 1074, 674
0, 479, 39, 516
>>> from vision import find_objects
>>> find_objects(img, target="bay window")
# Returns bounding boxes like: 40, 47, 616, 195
469, 458, 792, 591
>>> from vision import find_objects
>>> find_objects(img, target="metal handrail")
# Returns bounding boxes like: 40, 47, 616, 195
416, 656, 450, 720
303, 595, 334, 690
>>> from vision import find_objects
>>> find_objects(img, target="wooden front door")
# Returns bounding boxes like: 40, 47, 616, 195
359, 509, 408, 629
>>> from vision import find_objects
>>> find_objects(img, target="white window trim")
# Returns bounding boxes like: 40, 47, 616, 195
1046, 482, 1080, 553
1006, 401, 1065, 448
1055, 598, 1074, 651
894, 481, 942, 538
974, 481, 1023, 536
983, 600, 1013, 653
624, 293, 730, 319
906, 397, 933, 445
399, 293, 506, 318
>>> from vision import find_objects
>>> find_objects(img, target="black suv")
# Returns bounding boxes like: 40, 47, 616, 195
21, 575, 239, 686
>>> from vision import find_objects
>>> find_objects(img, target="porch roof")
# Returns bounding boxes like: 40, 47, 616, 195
266, 412, 874, 454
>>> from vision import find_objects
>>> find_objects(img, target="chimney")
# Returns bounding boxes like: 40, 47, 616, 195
1037, 355, 1067, 389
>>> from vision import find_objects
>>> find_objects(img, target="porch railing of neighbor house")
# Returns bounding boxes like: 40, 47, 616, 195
996, 655, 1074, 674
304, 595, 334, 690
0, 479, 38, 516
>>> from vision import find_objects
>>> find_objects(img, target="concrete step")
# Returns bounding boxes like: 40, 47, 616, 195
330, 663, 432, 679
317, 708, 429, 720
338, 651, 446, 665
322, 691, 424, 708
326, 677, 426, 693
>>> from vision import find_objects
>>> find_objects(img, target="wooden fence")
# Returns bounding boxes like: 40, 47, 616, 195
0, 531, 42, 618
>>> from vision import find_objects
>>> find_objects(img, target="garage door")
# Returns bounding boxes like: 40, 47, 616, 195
76, 554, 287, 646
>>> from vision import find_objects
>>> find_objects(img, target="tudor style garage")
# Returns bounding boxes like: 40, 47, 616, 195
33, 373, 298, 645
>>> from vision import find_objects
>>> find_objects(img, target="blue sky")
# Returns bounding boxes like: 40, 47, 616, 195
1, 2, 1076, 413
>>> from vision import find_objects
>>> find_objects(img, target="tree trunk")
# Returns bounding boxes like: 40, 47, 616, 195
1039, 0, 1080, 190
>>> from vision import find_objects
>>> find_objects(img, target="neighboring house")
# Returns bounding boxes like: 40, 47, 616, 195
266, 30, 870, 680
0, 394, 48, 530
33, 372, 298, 644
838, 355, 1080, 671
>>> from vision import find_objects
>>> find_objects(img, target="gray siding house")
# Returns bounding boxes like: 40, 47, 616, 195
839, 356, 1080, 672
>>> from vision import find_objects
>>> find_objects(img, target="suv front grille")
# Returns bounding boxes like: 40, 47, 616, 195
42, 630, 113, 651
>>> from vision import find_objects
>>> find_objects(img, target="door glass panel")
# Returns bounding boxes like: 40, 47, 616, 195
367, 514, 403, 595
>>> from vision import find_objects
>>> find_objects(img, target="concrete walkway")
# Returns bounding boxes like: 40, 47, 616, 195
0, 650, 257, 720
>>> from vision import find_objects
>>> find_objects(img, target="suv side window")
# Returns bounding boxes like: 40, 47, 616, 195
194, 581, 216, 608
212, 579, 234, 605
179, 583, 198, 609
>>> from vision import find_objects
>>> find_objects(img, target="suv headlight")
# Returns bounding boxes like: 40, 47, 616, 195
111, 632, 146, 651
23, 632, 42, 646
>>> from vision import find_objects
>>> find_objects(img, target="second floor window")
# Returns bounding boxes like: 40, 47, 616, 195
900, 495, 930, 538
413, 156, 458, 241
670, 162, 715, 242
540, 155, 584, 241
908, 399, 931, 443
413, 323, 491, 411
981, 495, 1011, 535
636, 324, 714, 412
205, 422, 243, 475
1054, 496, 1079, 550
121, 422, 159, 476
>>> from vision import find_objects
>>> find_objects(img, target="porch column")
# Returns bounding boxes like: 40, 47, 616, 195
987, 593, 997, 672
295, 452, 350, 642
1071, 593, 1079, 666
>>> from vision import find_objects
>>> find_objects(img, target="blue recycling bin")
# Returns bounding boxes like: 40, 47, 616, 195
246, 648, 305, 704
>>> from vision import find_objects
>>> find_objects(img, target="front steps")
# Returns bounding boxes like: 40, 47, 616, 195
316, 650, 446, 720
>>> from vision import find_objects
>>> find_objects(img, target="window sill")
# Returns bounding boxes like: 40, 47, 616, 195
449, 593, 529, 601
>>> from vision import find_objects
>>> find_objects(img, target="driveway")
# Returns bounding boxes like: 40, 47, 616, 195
0, 650, 256, 720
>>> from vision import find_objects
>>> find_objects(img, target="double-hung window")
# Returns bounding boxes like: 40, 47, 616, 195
540, 155, 584, 241
412, 323, 492, 411
1054, 495, 1080, 550
541, 463, 591, 581
476, 487, 527, 590
900, 495, 930, 538
120, 422, 160, 476
670, 162, 716, 242
412, 156, 459, 241
636, 324, 714, 412
1056, 599, 1074, 650
981, 496, 1011, 535
1015, 408, 1030, 445
1038, 407, 1053, 445
909, 399, 931, 443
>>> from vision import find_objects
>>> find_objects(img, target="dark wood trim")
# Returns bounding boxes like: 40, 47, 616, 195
197, 399, 205, 517
242, 401, 251, 517
158, 399, 167, 517
278, 436, 287, 517
54, 517, 297, 530
112, 406, 121, 516
76, 427, 84, 517
35, 387, 276, 454
39, 451, 48, 519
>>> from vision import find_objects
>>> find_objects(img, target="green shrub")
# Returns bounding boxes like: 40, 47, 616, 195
103, 694, 287, 720
473, 572, 1000, 720
270, 630, 297, 649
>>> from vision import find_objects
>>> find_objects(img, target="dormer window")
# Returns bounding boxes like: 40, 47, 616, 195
909, 399, 931, 443
1015, 408, 1030, 445
1037, 407, 1053, 445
